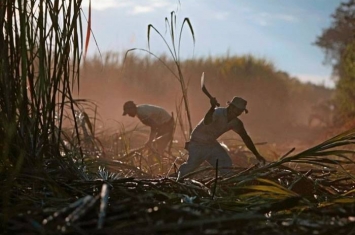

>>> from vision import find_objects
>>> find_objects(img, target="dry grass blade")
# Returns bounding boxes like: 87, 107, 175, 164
211, 159, 219, 200
84, 0, 91, 58
248, 128, 355, 175
97, 184, 109, 229
126, 10, 195, 137
178, 17, 195, 58
240, 178, 299, 198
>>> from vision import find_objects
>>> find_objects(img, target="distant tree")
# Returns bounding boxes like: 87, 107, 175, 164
335, 40, 355, 119
315, 0, 355, 77
315, 0, 355, 122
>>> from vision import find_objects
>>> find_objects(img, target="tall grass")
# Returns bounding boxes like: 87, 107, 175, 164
125, 11, 195, 139
0, 0, 87, 224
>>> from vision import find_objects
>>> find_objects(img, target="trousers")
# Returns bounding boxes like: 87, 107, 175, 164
152, 117, 174, 155
178, 141, 232, 178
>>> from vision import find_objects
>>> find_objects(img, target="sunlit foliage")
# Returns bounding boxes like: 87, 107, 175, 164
316, 0, 355, 124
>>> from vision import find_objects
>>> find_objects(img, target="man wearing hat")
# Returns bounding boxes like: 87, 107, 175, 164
177, 96, 266, 179
123, 101, 174, 156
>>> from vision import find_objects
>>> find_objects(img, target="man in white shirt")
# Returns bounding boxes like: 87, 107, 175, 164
177, 96, 266, 179
123, 101, 174, 156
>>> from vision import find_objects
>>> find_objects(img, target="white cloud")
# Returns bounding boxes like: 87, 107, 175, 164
81, 0, 175, 13
252, 12, 299, 26
255, 18, 269, 26
131, 5, 155, 14
128, 0, 176, 15
213, 11, 229, 20
82, 0, 132, 11
272, 13, 298, 22
295, 74, 335, 88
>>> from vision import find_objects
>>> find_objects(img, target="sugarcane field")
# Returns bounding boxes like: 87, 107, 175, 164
2, 1, 355, 234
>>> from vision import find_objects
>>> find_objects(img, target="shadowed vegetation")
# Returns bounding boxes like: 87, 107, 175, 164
0, 0, 87, 229
4, 127, 355, 234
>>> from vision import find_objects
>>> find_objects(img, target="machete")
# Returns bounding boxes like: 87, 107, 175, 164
201, 72, 220, 107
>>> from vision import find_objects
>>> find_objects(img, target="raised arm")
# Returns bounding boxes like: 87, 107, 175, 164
203, 97, 219, 125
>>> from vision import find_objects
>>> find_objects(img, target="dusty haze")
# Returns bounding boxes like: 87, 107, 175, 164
74, 53, 334, 158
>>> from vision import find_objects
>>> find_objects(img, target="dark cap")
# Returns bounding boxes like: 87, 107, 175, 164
227, 96, 249, 113
123, 101, 136, 115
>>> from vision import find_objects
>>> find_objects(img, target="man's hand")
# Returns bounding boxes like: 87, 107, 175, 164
210, 97, 219, 108
145, 141, 159, 153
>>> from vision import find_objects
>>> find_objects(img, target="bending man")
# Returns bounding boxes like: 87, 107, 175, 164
177, 96, 266, 179
123, 101, 174, 156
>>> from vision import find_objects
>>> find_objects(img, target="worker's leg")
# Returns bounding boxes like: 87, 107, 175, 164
155, 121, 174, 155
206, 144, 232, 176
154, 132, 172, 155
177, 144, 207, 178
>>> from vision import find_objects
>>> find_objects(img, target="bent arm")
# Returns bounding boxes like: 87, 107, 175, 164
240, 130, 260, 157
146, 126, 156, 145
139, 117, 158, 145
237, 124, 266, 163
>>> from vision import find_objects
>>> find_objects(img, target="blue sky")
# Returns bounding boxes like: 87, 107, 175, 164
82, 0, 345, 88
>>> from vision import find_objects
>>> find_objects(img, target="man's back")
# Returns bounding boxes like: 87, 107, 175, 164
136, 104, 171, 127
